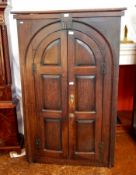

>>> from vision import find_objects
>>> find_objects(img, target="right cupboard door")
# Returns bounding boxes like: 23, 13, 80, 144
68, 30, 103, 162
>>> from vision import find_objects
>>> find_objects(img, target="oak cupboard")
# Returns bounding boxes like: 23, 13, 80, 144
14, 8, 125, 167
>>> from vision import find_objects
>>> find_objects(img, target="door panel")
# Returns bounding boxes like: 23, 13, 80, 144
68, 30, 103, 161
33, 30, 68, 159
76, 75, 96, 111
41, 39, 61, 66
41, 75, 62, 110
44, 118, 62, 151
76, 119, 95, 152
75, 39, 96, 66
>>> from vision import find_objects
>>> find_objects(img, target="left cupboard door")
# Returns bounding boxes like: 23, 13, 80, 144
32, 30, 68, 162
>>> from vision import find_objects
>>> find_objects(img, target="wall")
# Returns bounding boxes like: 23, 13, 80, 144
5, 0, 136, 133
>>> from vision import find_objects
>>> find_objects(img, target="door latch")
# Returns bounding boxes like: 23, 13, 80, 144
69, 94, 74, 104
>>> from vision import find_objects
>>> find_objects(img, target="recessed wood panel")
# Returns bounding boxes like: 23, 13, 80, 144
41, 39, 61, 65
41, 75, 62, 110
76, 75, 96, 111
44, 119, 62, 151
76, 120, 95, 152
75, 39, 95, 66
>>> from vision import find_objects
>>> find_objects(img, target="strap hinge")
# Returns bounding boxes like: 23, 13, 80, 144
32, 63, 36, 74
99, 142, 104, 162
35, 137, 41, 149
61, 14, 73, 29
101, 63, 106, 75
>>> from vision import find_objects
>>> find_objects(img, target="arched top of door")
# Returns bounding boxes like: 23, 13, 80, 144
25, 20, 113, 67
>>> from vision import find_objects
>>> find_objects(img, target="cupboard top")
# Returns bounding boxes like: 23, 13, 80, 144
13, 8, 126, 19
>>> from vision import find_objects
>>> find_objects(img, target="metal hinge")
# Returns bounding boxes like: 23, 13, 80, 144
99, 142, 104, 162
101, 63, 106, 75
61, 13, 73, 29
32, 63, 36, 74
35, 137, 40, 149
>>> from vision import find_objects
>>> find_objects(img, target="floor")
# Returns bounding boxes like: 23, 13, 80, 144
0, 111, 136, 175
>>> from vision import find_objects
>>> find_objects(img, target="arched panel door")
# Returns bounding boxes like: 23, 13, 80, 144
31, 23, 105, 164
33, 30, 68, 160
67, 30, 103, 162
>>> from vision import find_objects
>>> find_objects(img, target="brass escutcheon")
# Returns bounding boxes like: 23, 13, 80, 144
69, 94, 74, 104
69, 113, 74, 118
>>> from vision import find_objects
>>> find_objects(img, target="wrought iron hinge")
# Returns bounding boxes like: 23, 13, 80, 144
99, 142, 104, 162
101, 63, 106, 75
32, 63, 36, 74
61, 13, 73, 29
35, 137, 40, 149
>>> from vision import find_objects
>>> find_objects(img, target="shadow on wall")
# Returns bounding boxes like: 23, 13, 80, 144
5, 0, 24, 134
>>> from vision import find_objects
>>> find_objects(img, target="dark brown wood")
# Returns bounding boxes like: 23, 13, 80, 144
13, 8, 126, 13
12, 8, 126, 21
0, 2, 20, 152
67, 30, 103, 161
34, 30, 68, 159
14, 8, 125, 167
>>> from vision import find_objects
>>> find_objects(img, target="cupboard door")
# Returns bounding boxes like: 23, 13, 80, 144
68, 30, 103, 161
33, 30, 68, 159
32, 27, 104, 163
